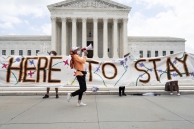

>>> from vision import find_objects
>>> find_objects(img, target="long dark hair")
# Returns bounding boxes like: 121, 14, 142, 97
70, 48, 77, 69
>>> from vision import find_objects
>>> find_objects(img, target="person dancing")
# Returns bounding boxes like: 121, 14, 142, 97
67, 47, 88, 106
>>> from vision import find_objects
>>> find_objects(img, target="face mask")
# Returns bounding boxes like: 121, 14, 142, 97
50, 54, 54, 56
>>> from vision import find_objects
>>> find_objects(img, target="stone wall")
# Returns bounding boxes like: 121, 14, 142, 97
128, 36, 185, 58
0, 35, 186, 58
0, 36, 51, 56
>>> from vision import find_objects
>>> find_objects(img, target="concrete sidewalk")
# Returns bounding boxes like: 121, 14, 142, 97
0, 95, 194, 129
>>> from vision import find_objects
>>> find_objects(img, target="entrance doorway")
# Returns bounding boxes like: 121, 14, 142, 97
87, 41, 93, 58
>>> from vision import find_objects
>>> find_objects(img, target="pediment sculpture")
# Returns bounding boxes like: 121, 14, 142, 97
53, 0, 129, 9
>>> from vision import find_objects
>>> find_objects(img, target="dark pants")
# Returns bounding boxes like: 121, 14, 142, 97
169, 81, 179, 93
71, 75, 87, 100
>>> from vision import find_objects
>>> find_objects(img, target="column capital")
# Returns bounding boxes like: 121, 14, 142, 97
82, 17, 87, 22
122, 18, 128, 23
71, 17, 77, 22
93, 17, 98, 22
103, 17, 108, 22
61, 17, 67, 22
51, 17, 57, 21
113, 18, 118, 23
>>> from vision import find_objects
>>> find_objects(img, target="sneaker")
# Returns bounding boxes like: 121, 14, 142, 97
43, 94, 49, 99
122, 93, 127, 96
170, 92, 173, 95
67, 93, 72, 102
77, 102, 87, 107
56, 94, 59, 99
177, 93, 181, 96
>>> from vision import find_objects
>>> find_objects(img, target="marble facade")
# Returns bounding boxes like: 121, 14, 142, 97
0, 0, 186, 59
48, 0, 131, 59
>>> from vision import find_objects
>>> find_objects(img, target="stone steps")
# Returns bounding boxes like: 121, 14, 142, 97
1, 86, 194, 91
0, 86, 194, 96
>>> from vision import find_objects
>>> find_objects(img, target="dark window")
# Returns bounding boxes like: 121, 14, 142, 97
163, 51, 166, 56
170, 51, 174, 54
11, 50, 14, 55
155, 51, 158, 57
27, 50, 31, 56
2, 50, 6, 55
19, 50, 23, 56
36, 50, 39, 54
140, 50, 143, 58
147, 51, 151, 58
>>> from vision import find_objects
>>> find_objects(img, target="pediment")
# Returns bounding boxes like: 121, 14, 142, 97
48, 0, 131, 10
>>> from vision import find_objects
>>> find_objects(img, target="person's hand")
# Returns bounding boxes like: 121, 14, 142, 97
84, 50, 88, 56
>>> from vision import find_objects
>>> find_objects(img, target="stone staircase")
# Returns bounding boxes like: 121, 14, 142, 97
1, 85, 194, 96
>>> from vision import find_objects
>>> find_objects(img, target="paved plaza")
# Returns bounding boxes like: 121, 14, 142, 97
0, 95, 194, 129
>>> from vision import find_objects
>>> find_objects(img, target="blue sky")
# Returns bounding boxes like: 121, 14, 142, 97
0, 0, 193, 53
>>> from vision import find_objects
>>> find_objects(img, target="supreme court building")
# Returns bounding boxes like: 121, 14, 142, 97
0, 0, 186, 59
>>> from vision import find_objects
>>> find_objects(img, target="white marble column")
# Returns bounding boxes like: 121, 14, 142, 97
103, 18, 109, 59
113, 18, 119, 59
72, 18, 77, 47
123, 18, 128, 57
61, 18, 67, 55
93, 18, 98, 58
82, 18, 87, 56
51, 17, 57, 51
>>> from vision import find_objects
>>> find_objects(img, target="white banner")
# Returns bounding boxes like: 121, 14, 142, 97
0, 52, 194, 87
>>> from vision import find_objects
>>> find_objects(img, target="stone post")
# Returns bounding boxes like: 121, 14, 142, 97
61, 18, 67, 55
93, 17, 98, 58
123, 18, 128, 57
82, 18, 87, 56
103, 18, 109, 59
51, 17, 57, 51
113, 18, 119, 59
72, 18, 77, 47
